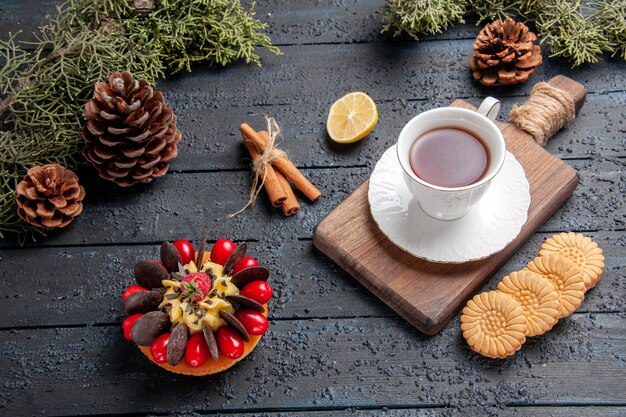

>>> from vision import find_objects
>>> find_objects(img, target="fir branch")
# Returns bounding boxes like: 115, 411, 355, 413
58, 0, 281, 73
382, 0, 468, 41
534, 0, 611, 67
467, 0, 514, 23
592, 0, 626, 59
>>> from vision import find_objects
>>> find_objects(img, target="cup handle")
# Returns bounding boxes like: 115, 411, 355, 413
477, 97, 501, 121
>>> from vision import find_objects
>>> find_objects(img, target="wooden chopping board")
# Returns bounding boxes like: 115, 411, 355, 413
313, 76, 587, 335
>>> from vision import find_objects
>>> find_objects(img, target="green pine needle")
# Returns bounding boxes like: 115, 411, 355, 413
592, 0, 626, 60
534, 0, 612, 67
382, 0, 468, 41
60, 0, 282, 73
467, 0, 513, 22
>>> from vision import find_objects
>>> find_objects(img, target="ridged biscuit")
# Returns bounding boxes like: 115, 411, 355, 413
525, 254, 585, 319
461, 291, 527, 359
539, 232, 605, 290
497, 270, 560, 336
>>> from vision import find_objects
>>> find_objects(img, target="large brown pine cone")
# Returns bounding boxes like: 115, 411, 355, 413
16, 164, 85, 228
470, 18, 542, 86
83, 71, 181, 187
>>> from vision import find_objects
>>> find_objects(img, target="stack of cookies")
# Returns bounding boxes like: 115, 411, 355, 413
460, 232, 605, 359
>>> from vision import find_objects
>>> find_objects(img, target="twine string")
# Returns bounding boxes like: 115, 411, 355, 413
508, 82, 575, 146
251, 117, 287, 174
229, 117, 286, 218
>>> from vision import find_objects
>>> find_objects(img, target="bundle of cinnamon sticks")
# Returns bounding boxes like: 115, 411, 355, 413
240, 123, 321, 216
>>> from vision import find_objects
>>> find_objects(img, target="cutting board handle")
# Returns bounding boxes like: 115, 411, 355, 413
506, 75, 587, 145
546, 75, 587, 113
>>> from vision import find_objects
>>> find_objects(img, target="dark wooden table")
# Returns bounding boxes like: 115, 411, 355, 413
1, 1, 624, 416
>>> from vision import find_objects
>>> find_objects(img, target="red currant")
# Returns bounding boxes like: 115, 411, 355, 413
122, 314, 144, 340
216, 327, 244, 359
150, 332, 170, 364
185, 333, 211, 367
240, 281, 273, 304
122, 285, 148, 301
234, 310, 269, 335
173, 239, 195, 265
232, 256, 259, 275
210, 238, 237, 265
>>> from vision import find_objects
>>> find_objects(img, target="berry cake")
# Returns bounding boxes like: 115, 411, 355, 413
121, 238, 272, 375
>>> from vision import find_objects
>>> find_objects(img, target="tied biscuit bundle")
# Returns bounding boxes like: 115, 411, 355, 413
461, 232, 604, 359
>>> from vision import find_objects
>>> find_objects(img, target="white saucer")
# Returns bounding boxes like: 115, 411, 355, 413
368, 145, 530, 263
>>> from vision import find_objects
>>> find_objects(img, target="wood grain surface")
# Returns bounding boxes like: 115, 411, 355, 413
0, 0, 624, 415
1, 313, 625, 415
314, 77, 584, 335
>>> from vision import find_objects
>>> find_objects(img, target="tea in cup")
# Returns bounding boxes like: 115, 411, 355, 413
396, 97, 505, 220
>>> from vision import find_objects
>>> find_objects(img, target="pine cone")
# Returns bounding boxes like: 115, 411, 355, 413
83, 71, 181, 187
470, 18, 542, 86
16, 164, 85, 229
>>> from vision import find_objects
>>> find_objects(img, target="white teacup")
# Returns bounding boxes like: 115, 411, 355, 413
396, 97, 505, 220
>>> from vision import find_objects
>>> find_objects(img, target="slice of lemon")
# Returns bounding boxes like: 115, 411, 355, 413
326, 92, 378, 143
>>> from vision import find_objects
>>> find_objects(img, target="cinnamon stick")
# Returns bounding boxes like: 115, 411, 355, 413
277, 174, 300, 216
259, 131, 300, 216
242, 133, 287, 207
240, 123, 322, 202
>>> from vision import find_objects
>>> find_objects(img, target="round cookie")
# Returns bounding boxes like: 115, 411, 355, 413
525, 254, 585, 319
497, 270, 560, 337
461, 291, 527, 359
539, 232, 605, 290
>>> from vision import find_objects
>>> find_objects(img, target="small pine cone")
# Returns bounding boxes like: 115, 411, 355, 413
16, 164, 85, 229
469, 18, 542, 86
83, 71, 181, 187
132, 0, 155, 15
